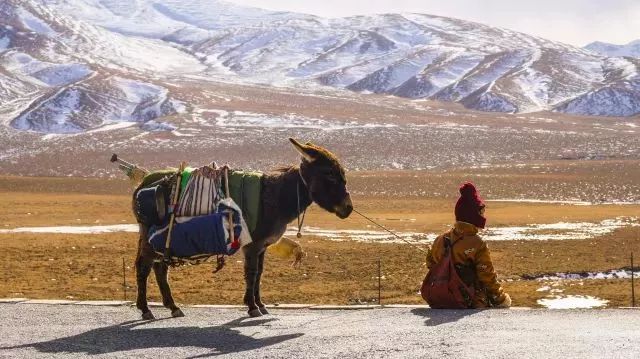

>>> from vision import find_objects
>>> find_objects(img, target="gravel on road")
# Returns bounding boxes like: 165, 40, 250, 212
1, 304, 639, 358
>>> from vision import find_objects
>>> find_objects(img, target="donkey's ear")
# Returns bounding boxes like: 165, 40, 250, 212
289, 138, 316, 162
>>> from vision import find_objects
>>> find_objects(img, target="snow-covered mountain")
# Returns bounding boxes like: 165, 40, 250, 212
1, 0, 639, 135
585, 40, 640, 58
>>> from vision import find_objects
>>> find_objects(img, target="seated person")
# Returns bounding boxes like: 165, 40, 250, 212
425, 182, 511, 308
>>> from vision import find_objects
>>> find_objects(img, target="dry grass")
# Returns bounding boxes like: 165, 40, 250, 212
1, 172, 639, 308
2, 227, 639, 308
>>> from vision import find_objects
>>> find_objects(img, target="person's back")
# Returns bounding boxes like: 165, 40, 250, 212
424, 182, 511, 308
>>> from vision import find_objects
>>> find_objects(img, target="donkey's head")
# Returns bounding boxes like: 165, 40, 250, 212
290, 138, 353, 219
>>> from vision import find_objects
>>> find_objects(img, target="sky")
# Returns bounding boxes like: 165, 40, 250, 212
227, 0, 640, 46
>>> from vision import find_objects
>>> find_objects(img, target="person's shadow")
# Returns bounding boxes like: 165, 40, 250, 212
411, 308, 483, 326
3, 317, 303, 358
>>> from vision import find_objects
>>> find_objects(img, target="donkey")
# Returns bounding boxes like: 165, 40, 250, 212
133, 138, 353, 319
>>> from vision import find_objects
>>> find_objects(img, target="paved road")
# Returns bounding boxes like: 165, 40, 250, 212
1, 303, 639, 358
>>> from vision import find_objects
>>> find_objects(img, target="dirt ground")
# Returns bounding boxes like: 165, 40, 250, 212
1, 166, 639, 308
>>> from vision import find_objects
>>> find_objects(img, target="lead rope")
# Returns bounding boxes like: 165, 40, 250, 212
352, 208, 428, 254
296, 180, 307, 238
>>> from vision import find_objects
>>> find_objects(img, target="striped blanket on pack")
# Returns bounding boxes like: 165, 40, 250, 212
175, 166, 223, 217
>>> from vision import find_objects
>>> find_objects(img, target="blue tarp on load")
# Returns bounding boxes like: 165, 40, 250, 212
148, 203, 243, 258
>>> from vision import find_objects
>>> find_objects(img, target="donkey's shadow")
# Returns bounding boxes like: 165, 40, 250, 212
5, 317, 303, 358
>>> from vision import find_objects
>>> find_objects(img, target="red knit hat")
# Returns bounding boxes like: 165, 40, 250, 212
455, 182, 487, 229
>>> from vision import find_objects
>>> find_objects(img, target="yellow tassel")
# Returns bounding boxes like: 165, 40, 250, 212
269, 237, 305, 266
127, 167, 148, 186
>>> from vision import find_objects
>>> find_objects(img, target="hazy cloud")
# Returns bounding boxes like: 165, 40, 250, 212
228, 0, 639, 46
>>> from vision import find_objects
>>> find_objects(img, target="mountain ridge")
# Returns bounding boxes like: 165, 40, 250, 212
584, 40, 640, 58
1, 0, 639, 135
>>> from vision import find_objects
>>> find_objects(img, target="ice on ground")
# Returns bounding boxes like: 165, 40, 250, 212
537, 295, 608, 309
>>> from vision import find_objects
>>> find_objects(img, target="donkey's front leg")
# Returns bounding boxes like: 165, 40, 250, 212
255, 251, 269, 315
243, 244, 262, 317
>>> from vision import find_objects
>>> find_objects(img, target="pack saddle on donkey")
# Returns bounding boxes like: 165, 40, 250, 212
112, 138, 353, 318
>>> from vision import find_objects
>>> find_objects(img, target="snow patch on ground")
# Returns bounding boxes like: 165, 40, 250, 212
533, 269, 640, 281
115, 77, 167, 103
0, 224, 139, 234
285, 227, 433, 243
12, 88, 85, 134
3, 217, 637, 244
141, 120, 177, 131
212, 110, 397, 131
0, 35, 10, 51
17, 7, 55, 35
556, 86, 640, 117
537, 295, 608, 309
486, 199, 640, 206
482, 217, 638, 241
86, 121, 137, 133
585, 40, 640, 58
3, 52, 92, 87
109, 77, 178, 127
10, 75, 180, 133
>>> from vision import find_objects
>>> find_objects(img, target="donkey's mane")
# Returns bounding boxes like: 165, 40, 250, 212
273, 165, 298, 173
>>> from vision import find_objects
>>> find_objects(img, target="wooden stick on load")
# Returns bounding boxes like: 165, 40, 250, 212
110, 153, 148, 186
224, 167, 235, 246
164, 162, 186, 261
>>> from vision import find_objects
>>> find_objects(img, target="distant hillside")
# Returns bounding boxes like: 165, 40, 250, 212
585, 40, 640, 58
1, 0, 639, 136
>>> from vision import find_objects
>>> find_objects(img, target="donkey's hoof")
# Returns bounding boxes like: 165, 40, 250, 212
258, 306, 269, 315
171, 308, 185, 318
248, 308, 263, 318
141, 311, 155, 320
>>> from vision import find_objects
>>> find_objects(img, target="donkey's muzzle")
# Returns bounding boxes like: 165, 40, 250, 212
335, 194, 353, 219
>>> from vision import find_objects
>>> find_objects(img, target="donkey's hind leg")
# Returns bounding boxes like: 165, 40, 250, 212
135, 242, 155, 320
255, 251, 269, 315
153, 261, 184, 317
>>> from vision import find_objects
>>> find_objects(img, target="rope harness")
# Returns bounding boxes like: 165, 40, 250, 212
296, 169, 309, 238
296, 181, 307, 238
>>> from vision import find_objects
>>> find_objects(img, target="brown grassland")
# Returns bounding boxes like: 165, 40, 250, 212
1, 163, 639, 308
